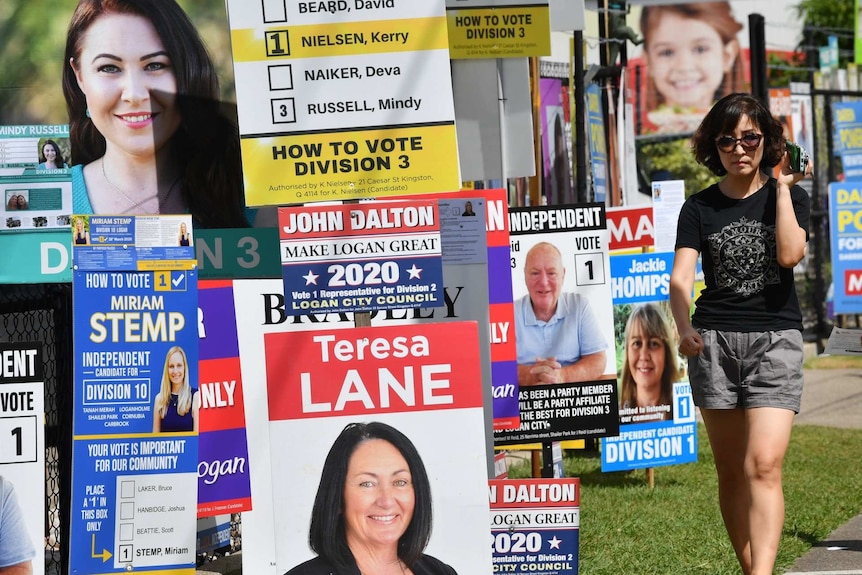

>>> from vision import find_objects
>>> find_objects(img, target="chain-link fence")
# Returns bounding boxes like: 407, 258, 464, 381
0, 283, 73, 575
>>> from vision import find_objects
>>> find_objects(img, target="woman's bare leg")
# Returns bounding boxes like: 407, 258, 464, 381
745, 407, 794, 575
701, 408, 752, 574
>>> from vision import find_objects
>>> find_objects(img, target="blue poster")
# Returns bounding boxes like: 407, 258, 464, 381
829, 181, 862, 314
833, 102, 862, 179
71, 246, 199, 574
602, 382, 697, 472
587, 84, 608, 203
610, 252, 674, 304
279, 202, 444, 315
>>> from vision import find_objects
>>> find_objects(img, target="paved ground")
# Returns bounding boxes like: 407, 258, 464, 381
196, 367, 862, 575
784, 368, 862, 575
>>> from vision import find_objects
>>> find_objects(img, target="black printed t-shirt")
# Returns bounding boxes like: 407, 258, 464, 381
674, 178, 810, 332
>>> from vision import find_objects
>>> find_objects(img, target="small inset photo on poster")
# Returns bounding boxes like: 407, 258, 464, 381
5, 190, 29, 211
35, 138, 70, 171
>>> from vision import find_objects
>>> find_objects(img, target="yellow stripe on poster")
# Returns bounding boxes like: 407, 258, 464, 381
241, 124, 459, 205
448, 6, 550, 59
137, 260, 196, 271
231, 17, 449, 62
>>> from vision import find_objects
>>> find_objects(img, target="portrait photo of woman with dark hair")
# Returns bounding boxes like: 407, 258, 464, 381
285, 422, 457, 575
63, 0, 255, 227
37, 139, 67, 170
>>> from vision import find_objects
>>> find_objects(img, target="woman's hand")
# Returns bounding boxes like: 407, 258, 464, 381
777, 147, 813, 189
678, 326, 703, 357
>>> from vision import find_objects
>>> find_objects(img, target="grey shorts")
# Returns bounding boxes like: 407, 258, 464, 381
687, 329, 804, 413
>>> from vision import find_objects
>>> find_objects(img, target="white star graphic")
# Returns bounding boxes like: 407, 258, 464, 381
548, 535, 562, 549
302, 270, 319, 285
406, 264, 422, 279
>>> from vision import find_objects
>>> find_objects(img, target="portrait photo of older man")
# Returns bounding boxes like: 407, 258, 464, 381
514, 241, 608, 386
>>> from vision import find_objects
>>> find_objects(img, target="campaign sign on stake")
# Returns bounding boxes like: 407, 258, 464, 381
495, 203, 619, 445
279, 201, 443, 315
489, 478, 579, 575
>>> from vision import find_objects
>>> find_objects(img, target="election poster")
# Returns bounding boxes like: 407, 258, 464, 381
197, 280, 252, 516
625, 1, 804, 135
0, 125, 73, 232
650, 179, 685, 254
603, 221, 697, 472
400, 188, 519, 430
496, 204, 619, 445
600, 300, 697, 472
70, 217, 200, 575
266, 322, 491, 573
606, 206, 654, 252
586, 84, 608, 204
225, 0, 461, 204
610, 252, 673, 304
829, 181, 862, 315
833, 102, 862, 180
0, 342, 46, 575
446, 0, 551, 59
279, 201, 444, 315
490, 478, 579, 575
231, 266, 495, 574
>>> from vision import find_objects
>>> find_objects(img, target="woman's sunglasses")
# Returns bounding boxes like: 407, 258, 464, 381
715, 133, 763, 153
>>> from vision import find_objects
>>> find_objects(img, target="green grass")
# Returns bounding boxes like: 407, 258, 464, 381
507, 424, 862, 574
804, 354, 862, 369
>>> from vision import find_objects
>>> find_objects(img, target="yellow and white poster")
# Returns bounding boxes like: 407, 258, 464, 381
226, 1, 461, 204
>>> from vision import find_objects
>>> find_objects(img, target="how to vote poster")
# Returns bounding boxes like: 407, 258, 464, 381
496, 203, 619, 445
279, 201, 444, 315
0, 342, 46, 575
490, 478, 579, 575
226, 0, 461, 204
70, 222, 200, 575
446, 0, 551, 59
265, 322, 492, 573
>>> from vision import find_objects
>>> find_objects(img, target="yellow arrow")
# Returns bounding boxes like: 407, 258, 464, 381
90, 533, 113, 562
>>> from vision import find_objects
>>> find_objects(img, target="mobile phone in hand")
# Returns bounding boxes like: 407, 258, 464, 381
785, 140, 809, 173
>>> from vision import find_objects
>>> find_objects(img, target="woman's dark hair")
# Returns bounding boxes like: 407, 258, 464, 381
640, 2, 744, 111
691, 93, 785, 176
619, 303, 680, 415
308, 422, 433, 569
63, 0, 249, 228
40, 140, 67, 168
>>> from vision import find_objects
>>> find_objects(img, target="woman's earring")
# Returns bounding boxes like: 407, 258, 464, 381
85, 109, 91, 118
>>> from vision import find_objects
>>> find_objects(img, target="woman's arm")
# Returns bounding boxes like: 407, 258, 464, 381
775, 153, 812, 267
670, 247, 703, 357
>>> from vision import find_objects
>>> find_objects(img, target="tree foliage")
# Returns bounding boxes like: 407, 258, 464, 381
0, 0, 235, 125
794, 0, 856, 67
638, 139, 719, 199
